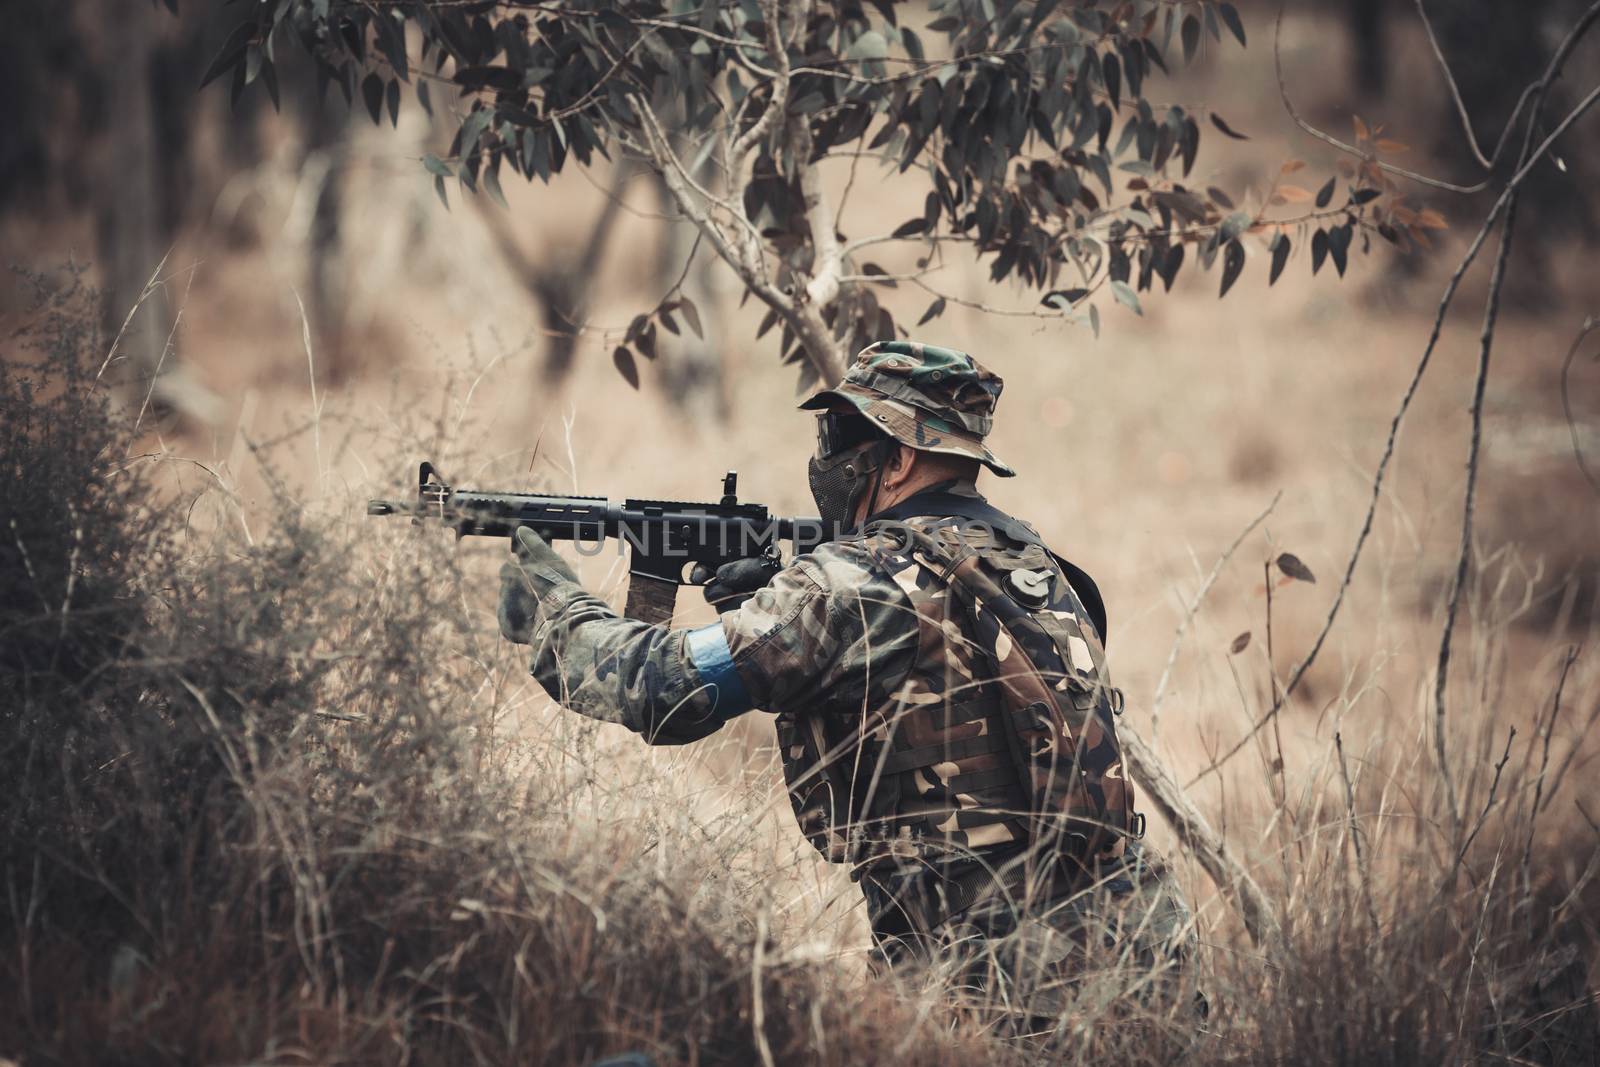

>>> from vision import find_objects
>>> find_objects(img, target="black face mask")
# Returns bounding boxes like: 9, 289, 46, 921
807, 440, 891, 530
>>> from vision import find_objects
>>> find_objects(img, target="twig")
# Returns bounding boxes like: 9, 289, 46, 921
1414, 0, 1542, 173
1431, 187, 1523, 836
1334, 731, 1380, 935
1449, 727, 1516, 879
1522, 647, 1579, 882
95, 247, 174, 382
751, 912, 777, 1067
1187, 46, 1600, 790
1119, 724, 1280, 947
1430, 2, 1594, 837
1560, 316, 1600, 493
1150, 491, 1282, 732
290, 286, 325, 493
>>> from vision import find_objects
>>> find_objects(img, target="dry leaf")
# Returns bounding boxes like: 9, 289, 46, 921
1275, 552, 1317, 583
1353, 115, 1370, 142
1278, 184, 1313, 204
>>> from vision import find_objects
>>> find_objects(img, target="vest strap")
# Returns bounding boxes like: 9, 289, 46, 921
877, 731, 1010, 776
864, 490, 1109, 643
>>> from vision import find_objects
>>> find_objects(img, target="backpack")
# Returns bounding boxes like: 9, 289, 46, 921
876, 497, 1139, 867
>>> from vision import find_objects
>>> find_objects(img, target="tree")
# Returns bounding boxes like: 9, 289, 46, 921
204, 0, 1404, 392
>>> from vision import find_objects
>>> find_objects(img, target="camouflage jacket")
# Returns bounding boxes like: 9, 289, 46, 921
521, 482, 1115, 936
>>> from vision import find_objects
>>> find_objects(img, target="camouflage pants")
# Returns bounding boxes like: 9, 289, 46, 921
871, 844, 1202, 1043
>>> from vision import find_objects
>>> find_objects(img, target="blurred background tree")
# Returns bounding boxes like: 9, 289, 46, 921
203, 0, 1413, 393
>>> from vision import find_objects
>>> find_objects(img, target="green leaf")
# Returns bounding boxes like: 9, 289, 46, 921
1103, 52, 1121, 110
916, 296, 947, 326
200, 21, 254, 89
1110, 279, 1142, 316
847, 30, 889, 62
362, 72, 384, 125
433, 174, 450, 210
1089, 302, 1101, 338
386, 78, 401, 126
901, 27, 925, 62
1328, 223, 1351, 276
1315, 176, 1336, 208
1219, 237, 1245, 297
376, 14, 410, 81
1041, 288, 1090, 310
613, 346, 640, 390
423, 154, 452, 178
1210, 113, 1248, 140
891, 217, 928, 239
1269, 233, 1292, 285
1311, 228, 1329, 275
1181, 15, 1201, 63
483, 163, 508, 209
679, 297, 703, 339
1218, 3, 1247, 46
1220, 211, 1251, 242
417, 78, 434, 118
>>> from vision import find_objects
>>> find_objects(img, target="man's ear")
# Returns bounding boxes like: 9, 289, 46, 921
883, 443, 917, 488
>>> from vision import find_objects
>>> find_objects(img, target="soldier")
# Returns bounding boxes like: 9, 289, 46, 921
499, 341, 1197, 1038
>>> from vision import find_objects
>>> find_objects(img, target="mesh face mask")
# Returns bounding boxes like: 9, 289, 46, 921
807, 438, 893, 530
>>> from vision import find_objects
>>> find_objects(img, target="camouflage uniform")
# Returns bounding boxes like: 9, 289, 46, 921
512, 342, 1197, 1031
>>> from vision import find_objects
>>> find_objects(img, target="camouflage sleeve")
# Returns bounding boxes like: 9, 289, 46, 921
719, 538, 921, 716
524, 581, 729, 745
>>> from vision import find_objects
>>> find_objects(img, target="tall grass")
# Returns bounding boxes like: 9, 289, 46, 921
0, 275, 1595, 1064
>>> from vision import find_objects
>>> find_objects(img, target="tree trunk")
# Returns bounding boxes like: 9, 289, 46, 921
97, 4, 171, 396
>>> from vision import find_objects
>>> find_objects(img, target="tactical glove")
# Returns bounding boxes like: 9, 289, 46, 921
498, 525, 580, 644
693, 555, 781, 613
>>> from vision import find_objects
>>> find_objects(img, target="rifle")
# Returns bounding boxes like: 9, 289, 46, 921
368, 462, 836, 623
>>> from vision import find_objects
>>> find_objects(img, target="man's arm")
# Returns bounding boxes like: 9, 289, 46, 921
500, 528, 921, 743
500, 529, 732, 744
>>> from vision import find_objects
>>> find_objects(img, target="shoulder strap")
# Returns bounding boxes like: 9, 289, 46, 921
865, 491, 1109, 645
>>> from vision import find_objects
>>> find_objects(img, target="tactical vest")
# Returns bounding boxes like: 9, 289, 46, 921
775, 498, 1137, 903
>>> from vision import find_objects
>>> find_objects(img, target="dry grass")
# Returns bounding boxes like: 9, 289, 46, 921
3, 8, 1599, 1059
2, 268, 1597, 1065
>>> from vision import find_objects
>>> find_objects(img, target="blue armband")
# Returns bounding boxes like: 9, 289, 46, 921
685, 623, 753, 718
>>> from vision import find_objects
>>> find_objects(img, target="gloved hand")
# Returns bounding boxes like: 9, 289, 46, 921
692, 555, 781, 613
498, 525, 580, 644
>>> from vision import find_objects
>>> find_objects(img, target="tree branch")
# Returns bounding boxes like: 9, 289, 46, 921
1187, 46, 1600, 791
1414, 0, 1541, 173
1274, 2, 1490, 194
1427, 6, 1596, 834
1560, 316, 1600, 493
794, 118, 843, 309
727, 0, 792, 175
1120, 724, 1281, 948
637, 94, 844, 386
